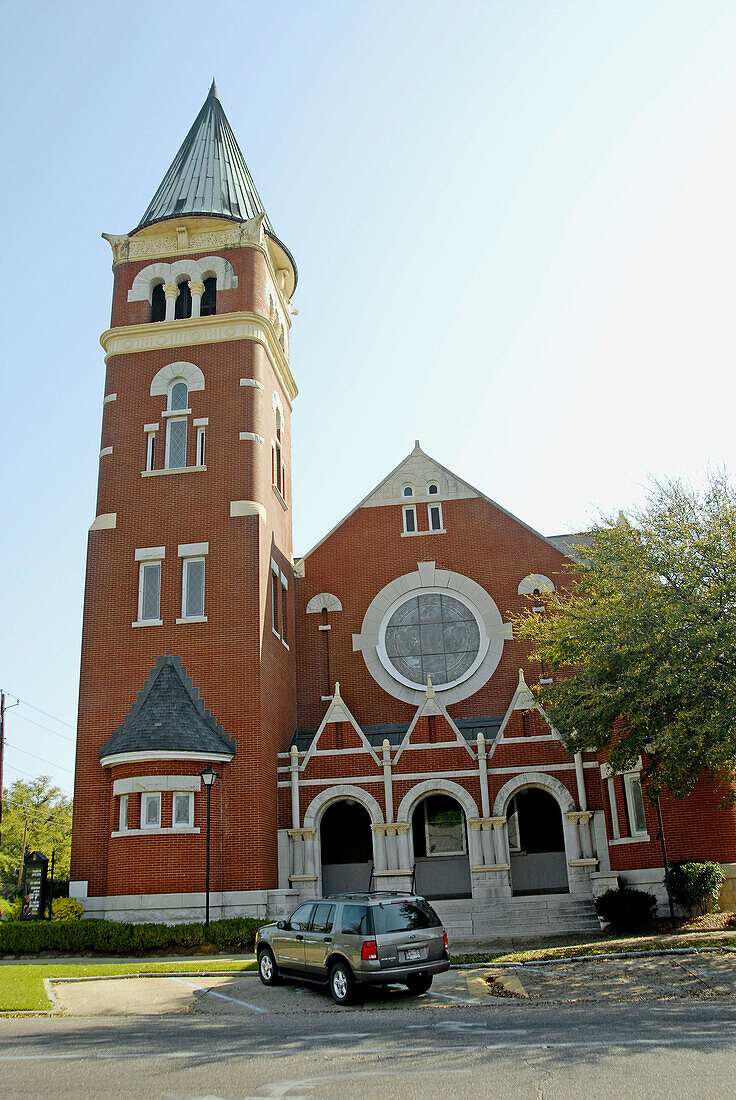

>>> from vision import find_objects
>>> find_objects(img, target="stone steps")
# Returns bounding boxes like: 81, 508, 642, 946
432, 894, 600, 942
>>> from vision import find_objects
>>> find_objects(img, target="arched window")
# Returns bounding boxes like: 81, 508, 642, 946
273, 407, 284, 495
150, 283, 166, 323
200, 277, 217, 316
402, 485, 414, 497
427, 483, 439, 495
174, 279, 192, 320
166, 381, 189, 469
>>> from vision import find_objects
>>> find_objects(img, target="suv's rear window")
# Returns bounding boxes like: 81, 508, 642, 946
339, 904, 374, 935
372, 899, 442, 935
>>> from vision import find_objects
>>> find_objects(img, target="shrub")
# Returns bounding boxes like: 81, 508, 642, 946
49, 897, 84, 921
595, 887, 657, 932
0, 897, 21, 921
667, 862, 726, 916
0, 915, 266, 956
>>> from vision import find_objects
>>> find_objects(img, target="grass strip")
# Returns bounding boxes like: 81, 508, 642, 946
455, 931, 736, 967
0, 958, 257, 1013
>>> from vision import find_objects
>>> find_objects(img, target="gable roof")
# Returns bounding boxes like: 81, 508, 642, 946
99, 655, 236, 763
297, 441, 575, 563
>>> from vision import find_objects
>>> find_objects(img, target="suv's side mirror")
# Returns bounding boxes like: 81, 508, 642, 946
277, 920, 287, 930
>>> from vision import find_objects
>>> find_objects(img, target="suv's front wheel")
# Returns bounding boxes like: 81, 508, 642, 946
258, 947, 281, 986
329, 960, 356, 1005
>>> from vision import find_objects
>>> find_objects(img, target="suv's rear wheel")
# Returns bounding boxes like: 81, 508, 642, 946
258, 947, 281, 986
329, 960, 356, 1005
406, 973, 433, 995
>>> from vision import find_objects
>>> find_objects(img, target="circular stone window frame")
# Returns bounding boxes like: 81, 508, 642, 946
358, 564, 511, 705
377, 587, 489, 692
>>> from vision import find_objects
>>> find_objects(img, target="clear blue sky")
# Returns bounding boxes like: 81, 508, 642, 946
1, 0, 735, 796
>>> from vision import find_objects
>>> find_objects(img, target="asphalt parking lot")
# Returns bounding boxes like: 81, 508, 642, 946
49, 952, 736, 1016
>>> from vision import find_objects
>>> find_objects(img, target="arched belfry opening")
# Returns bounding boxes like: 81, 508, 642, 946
411, 793, 471, 900
320, 800, 373, 894
507, 788, 569, 895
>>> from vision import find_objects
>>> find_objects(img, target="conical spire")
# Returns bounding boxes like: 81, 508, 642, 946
135, 82, 274, 233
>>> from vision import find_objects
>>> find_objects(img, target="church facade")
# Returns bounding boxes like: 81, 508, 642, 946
70, 85, 736, 936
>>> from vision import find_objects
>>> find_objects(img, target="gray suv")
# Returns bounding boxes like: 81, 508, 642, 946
256, 891, 450, 1004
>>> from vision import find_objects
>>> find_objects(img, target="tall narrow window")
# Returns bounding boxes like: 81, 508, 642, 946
428, 503, 443, 531
138, 561, 161, 622
196, 426, 206, 467
402, 505, 417, 534
200, 277, 217, 316
174, 279, 192, 319
142, 792, 161, 829
173, 792, 193, 828
119, 794, 129, 832
271, 564, 280, 635
281, 576, 288, 644
624, 774, 647, 837
169, 381, 188, 411
182, 558, 205, 619
150, 283, 166, 322
166, 419, 187, 468
274, 408, 283, 494
145, 431, 156, 471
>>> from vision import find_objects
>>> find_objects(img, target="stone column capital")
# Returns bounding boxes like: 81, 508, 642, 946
163, 282, 180, 299
287, 827, 316, 841
188, 280, 205, 297
565, 811, 593, 825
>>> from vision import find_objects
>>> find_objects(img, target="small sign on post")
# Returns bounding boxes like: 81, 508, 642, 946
22, 852, 49, 921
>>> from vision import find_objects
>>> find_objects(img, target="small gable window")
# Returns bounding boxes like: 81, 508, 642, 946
427, 483, 439, 495
200, 277, 217, 317
175, 279, 193, 320
150, 283, 166, 323
402, 485, 414, 497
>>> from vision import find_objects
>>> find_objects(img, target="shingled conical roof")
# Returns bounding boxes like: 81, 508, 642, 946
99, 655, 236, 762
134, 80, 283, 235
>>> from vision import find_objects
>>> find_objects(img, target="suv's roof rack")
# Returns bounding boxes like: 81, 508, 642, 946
324, 891, 413, 900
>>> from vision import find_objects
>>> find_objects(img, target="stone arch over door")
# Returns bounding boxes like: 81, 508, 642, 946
304, 786, 384, 896
397, 780, 479, 900
494, 772, 575, 896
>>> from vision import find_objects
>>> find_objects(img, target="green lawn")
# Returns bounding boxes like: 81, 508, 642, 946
472, 930, 736, 966
0, 958, 257, 1013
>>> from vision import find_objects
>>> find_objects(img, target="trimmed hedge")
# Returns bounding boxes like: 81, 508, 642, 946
0, 915, 266, 956
595, 887, 657, 932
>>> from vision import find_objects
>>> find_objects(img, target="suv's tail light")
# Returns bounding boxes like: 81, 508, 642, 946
443, 931, 449, 952
361, 939, 378, 961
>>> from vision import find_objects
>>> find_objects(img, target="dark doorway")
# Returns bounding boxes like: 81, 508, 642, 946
507, 788, 569, 895
320, 800, 373, 894
411, 794, 471, 900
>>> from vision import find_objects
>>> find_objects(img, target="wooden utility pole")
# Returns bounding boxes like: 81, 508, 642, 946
17, 818, 28, 887
0, 691, 4, 845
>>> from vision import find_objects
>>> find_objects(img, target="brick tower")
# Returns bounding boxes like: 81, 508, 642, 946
70, 83, 299, 921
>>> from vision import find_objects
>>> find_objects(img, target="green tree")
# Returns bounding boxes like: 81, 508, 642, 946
0, 777, 72, 894
513, 472, 736, 797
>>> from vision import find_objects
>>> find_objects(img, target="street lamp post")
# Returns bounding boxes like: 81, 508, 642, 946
200, 766, 218, 927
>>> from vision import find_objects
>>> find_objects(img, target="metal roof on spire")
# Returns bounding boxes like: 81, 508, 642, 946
134, 81, 279, 241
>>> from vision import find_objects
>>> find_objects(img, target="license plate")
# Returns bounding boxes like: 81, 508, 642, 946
404, 948, 422, 961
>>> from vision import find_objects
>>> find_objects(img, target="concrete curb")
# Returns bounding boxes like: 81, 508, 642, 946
461, 946, 729, 969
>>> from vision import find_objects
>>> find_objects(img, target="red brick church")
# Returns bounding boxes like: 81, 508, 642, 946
70, 84, 736, 936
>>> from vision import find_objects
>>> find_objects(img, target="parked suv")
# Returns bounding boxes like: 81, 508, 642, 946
256, 892, 451, 1004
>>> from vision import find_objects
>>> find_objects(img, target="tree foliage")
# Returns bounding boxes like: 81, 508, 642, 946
0, 776, 73, 894
513, 473, 736, 797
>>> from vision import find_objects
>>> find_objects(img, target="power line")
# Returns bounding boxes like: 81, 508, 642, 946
9, 711, 75, 744
3, 763, 73, 795
4, 797, 72, 828
5, 741, 74, 774
0, 690, 75, 729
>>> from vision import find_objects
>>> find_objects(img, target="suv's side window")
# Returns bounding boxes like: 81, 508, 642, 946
310, 903, 335, 933
288, 903, 315, 931
340, 904, 373, 935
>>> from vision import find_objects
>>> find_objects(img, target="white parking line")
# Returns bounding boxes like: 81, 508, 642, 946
168, 976, 270, 1014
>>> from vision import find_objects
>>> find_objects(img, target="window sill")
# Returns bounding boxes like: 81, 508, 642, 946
142, 465, 207, 477
609, 834, 650, 845
132, 619, 163, 628
272, 484, 288, 511
162, 408, 192, 418
282, 639, 290, 650
176, 615, 208, 624
401, 529, 447, 538
111, 826, 200, 838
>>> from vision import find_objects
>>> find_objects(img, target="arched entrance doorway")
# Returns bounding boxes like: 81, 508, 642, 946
507, 788, 569, 895
411, 793, 471, 899
320, 799, 373, 894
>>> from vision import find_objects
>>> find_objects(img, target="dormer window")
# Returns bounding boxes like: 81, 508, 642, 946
150, 283, 166, 323
175, 279, 193, 320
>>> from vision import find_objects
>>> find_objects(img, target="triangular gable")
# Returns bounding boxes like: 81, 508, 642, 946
298, 442, 573, 566
394, 678, 476, 763
301, 683, 381, 769
495, 669, 560, 747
